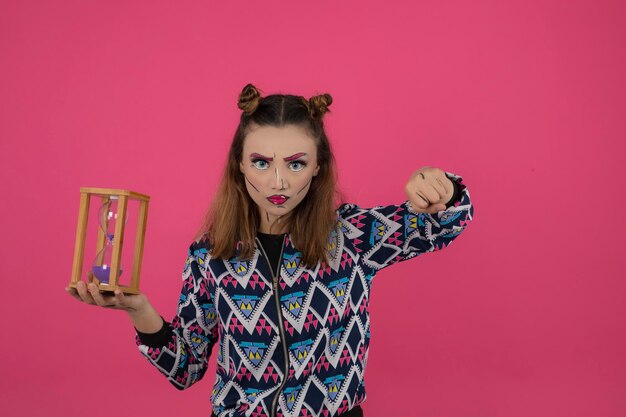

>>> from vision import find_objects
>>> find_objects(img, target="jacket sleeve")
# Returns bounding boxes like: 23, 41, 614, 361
134, 240, 219, 390
338, 171, 474, 272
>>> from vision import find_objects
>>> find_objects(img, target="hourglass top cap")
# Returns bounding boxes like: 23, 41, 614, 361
79, 187, 151, 202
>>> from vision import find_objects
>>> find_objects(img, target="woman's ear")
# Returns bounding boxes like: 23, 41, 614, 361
314, 165, 320, 176
239, 161, 244, 174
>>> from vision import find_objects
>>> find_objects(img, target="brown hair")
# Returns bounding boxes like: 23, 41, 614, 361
193, 83, 345, 268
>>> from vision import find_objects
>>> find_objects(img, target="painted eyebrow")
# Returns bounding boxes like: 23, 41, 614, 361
283, 152, 307, 161
250, 153, 273, 161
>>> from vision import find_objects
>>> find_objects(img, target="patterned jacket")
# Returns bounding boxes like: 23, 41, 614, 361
135, 172, 474, 417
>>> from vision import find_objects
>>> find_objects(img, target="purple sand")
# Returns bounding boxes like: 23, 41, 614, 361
91, 265, 123, 284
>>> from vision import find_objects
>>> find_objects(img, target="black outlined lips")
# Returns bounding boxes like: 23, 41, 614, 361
267, 195, 289, 204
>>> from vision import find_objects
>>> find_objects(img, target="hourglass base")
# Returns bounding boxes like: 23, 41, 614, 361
96, 283, 140, 295
67, 283, 140, 295
69, 272, 140, 295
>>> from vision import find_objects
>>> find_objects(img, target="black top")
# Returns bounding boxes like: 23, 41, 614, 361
257, 231, 287, 276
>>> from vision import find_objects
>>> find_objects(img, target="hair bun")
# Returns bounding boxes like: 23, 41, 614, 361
238, 83, 262, 114
308, 93, 333, 119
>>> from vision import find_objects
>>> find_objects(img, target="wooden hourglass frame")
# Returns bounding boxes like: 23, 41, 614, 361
69, 188, 150, 294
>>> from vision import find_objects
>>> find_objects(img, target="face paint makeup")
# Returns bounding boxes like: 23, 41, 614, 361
267, 195, 289, 205
284, 152, 307, 162
296, 178, 312, 195
244, 175, 260, 193
240, 125, 320, 233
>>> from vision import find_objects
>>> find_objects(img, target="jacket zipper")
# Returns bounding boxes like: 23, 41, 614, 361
255, 236, 290, 417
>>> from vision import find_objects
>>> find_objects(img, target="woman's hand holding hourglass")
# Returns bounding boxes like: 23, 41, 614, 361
64, 273, 165, 334
64, 272, 149, 313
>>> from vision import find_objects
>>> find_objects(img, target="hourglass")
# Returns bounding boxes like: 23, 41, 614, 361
92, 196, 127, 284
69, 188, 150, 294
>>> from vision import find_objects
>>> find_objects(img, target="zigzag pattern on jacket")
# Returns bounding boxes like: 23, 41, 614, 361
136, 172, 474, 417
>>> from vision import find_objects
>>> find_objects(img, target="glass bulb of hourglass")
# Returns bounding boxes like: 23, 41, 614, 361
91, 197, 128, 284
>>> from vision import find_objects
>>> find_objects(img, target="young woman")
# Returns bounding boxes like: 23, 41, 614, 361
66, 84, 474, 417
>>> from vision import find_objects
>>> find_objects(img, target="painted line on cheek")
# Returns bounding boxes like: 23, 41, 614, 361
245, 175, 260, 193
296, 178, 312, 195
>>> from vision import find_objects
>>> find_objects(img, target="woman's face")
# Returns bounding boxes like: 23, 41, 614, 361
239, 124, 320, 232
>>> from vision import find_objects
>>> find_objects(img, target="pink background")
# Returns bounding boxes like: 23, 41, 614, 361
2, 1, 625, 416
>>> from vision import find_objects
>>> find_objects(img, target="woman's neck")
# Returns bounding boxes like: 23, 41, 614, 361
258, 210, 290, 234
258, 231, 287, 236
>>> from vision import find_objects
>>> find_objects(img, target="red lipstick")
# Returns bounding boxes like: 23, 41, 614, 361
267, 195, 289, 205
